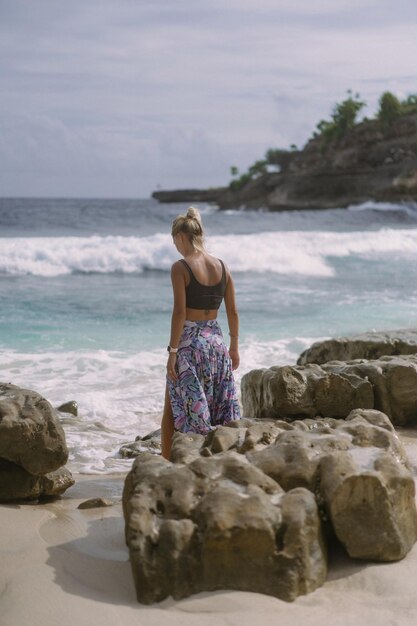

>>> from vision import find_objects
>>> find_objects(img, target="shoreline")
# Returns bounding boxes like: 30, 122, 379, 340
2, 433, 417, 625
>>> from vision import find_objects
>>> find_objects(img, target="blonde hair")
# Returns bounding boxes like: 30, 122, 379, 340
171, 206, 205, 252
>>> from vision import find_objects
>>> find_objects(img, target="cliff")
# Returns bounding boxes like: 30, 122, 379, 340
152, 112, 417, 211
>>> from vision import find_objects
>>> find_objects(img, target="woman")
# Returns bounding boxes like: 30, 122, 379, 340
161, 206, 241, 459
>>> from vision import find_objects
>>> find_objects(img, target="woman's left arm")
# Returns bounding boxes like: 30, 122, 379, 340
167, 261, 186, 381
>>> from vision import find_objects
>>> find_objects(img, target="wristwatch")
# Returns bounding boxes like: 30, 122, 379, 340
167, 345, 178, 353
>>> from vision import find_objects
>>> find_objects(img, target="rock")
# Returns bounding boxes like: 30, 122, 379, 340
169, 431, 205, 464
242, 353, 417, 427
0, 459, 74, 502
123, 452, 327, 604
319, 448, 416, 561
56, 400, 78, 416
119, 428, 163, 458
297, 328, 417, 365
0, 383, 69, 475
138, 428, 161, 442
152, 188, 226, 204
119, 439, 161, 458
40, 467, 75, 497
321, 355, 417, 426
78, 497, 115, 509
241, 363, 373, 420
202, 425, 248, 453
195, 411, 417, 561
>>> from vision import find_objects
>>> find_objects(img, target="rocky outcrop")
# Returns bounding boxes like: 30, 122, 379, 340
241, 363, 374, 420
123, 410, 417, 603
0, 383, 69, 474
123, 452, 327, 604
0, 460, 74, 501
298, 328, 417, 365
0, 383, 74, 501
175, 411, 417, 561
152, 188, 227, 204
242, 354, 417, 427
152, 113, 417, 210
246, 411, 417, 561
321, 356, 417, 426
119, 428, 162, 458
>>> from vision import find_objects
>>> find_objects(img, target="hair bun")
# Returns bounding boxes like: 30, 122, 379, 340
186, 206, 202, 223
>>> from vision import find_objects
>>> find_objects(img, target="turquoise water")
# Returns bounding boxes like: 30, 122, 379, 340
1, 197, 417, 472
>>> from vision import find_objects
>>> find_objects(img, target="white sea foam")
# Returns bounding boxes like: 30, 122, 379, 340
0, 337, 314, 474
1, 228, 417, 278
348, 200, 417, 217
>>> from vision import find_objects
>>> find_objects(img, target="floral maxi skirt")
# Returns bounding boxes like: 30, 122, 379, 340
166, 319, 241, 434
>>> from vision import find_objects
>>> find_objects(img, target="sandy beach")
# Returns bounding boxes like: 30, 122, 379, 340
1, 430, 417, 626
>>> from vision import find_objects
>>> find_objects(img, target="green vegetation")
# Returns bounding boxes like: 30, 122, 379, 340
378, 91, 417, 128
229, 147, 297, 191
313, 90, 366, 146
378, 92, 401, 128
229, 89, 417, 190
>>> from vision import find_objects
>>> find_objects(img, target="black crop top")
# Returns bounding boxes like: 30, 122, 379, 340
180, 258, 227, 310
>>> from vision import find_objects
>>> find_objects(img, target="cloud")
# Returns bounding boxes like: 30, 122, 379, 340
1, 0, 417, 197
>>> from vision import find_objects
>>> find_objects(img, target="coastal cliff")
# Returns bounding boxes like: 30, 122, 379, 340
152, 111, 417, 211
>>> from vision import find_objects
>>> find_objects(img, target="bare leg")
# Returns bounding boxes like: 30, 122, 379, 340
161, 382, 174, 460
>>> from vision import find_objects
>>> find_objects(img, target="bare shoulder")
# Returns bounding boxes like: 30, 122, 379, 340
171, 259, 184, 271
219, 258, 232, 283
171, 260, 187, 278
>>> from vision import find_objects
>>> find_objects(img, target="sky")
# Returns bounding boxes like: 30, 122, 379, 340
1, 0, 417, 199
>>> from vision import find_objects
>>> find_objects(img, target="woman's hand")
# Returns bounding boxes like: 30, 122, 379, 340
166, 352, 178, 381
229, 348, 240, 370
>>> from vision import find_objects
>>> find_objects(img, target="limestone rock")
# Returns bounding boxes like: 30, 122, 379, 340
298, 328, 417, 365
123, 452, 327, 604
319, 447, 416, 560
56, 400, 78, 416
0, 382, 69, 474
241, 363, 373, 420
119, 439, 161, 458
119, 428, 163, 458
0, 459, 74, 501
322, 355, 417, 426
169, 431, 205, 464
78, 497, 115, 509
138, 428, 161, 441
200, 411, 417, 561
40, 467, 75, 497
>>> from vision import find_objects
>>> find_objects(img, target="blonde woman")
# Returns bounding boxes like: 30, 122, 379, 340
161, 207, 240, 459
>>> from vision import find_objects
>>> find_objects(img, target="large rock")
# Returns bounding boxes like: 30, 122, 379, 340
123, 452, 327, 604
177, 412, 417, 562
0, 383, 69, 474
298, 328, 417, 365
321, 355, 417, 426
247, 410, 417, 561
242, 354, 417, 427
241, 363, 373, 420
0, 459, 74, 501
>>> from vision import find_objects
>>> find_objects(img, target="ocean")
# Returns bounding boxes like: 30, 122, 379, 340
1, 197, 417, 474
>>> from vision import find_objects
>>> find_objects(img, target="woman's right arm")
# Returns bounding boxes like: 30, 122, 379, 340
224, 268, 240, 370
166, 261, 187, 381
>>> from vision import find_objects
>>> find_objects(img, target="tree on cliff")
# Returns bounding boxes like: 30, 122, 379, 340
314, 90, 366, 146
378, 92, 401, 129
378, 92, 417, 130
